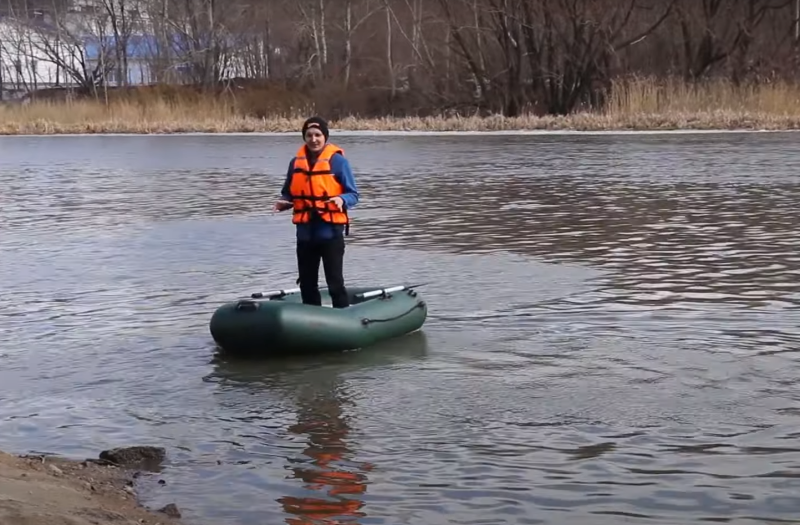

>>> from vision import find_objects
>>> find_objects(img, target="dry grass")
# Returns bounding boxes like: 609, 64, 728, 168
2, 76, 800, 134
0, 98, 309, 134
601, 76, 800, 130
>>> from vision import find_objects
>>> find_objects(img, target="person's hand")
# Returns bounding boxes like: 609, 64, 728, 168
327, 196, 344, 211
273, 199, 292, 212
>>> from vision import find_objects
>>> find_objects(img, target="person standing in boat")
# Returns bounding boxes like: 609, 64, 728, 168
273, 116, 360, 308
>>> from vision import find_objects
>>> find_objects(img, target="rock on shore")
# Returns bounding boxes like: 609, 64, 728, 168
98, 446, 167, 471
0, 447, 185, 525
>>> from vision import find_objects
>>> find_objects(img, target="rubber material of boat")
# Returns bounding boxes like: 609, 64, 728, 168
209, 285, 427, 357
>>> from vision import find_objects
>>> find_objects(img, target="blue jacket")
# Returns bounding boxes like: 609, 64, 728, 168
280, 150, 360, 241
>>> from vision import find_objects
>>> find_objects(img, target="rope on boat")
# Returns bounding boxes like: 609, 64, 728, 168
361, 300, 426, 325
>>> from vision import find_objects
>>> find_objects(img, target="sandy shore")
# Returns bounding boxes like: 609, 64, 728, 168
0, 449, 185, 525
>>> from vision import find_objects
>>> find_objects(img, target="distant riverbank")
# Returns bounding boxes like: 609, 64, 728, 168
1, 77, 799, 135
1, 105, 798, 135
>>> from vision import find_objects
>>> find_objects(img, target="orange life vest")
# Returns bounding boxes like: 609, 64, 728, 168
288, 143, 350, 231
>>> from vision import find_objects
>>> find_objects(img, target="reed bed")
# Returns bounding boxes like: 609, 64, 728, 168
1, 77, 799, 134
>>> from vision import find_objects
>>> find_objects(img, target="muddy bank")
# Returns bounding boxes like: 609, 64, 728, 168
0, 446, 185, 525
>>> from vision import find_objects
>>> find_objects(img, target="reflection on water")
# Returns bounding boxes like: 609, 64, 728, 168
198, 332, 430, 524
280, 382, 370, 524
219, 363, 373, 525
281, 415, 370, 524
1, 133, 800, 525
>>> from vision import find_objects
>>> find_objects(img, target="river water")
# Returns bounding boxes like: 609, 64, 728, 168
1, 131, 799, 524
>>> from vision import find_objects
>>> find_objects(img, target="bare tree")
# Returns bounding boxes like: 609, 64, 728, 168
2, 0, 800, 116
673, 0, 792, 82
0, 0, 115, 95
522, 0, 677, 114
295, 0, 328, 79
334, 0, 379, 86
435, 0, 675, 115
97, 0, 139, 86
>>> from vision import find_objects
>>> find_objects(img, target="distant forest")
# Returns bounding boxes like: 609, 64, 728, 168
3, 0, 800, 116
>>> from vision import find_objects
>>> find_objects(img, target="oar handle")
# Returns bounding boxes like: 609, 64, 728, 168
356, 283, 428, 300
251, 287, 301, 299
251, 283, 427, 300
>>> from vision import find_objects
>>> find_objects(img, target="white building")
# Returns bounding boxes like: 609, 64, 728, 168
0, 0, 153, 98
0, 0, 270, 98
0, 16, 85, 98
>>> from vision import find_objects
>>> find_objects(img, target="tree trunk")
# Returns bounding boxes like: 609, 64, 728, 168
386, 1, 395, 98
344, 0, 352, 85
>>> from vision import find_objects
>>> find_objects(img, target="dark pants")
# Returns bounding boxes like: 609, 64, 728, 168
296, 236, 350, 308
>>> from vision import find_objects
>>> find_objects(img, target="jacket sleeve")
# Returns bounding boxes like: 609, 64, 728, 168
280, 159, 294, 201
331, 153, 360, 209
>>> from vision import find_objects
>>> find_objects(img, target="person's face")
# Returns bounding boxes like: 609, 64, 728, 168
304, 127, 326, 152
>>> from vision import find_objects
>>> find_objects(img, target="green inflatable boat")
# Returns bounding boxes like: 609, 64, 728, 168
209, 284, 428, 357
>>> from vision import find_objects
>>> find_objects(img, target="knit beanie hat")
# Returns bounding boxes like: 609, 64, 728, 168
301, 116, 330, 140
